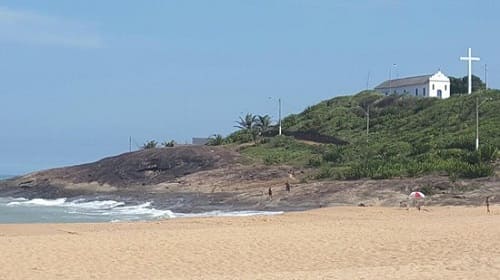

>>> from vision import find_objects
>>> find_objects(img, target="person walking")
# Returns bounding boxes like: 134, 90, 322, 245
268, 187, 273, 201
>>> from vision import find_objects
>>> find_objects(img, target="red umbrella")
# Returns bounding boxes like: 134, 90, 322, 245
409, 191, 425, 199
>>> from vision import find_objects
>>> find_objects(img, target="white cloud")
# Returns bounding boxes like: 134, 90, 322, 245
0, 6, 103, 48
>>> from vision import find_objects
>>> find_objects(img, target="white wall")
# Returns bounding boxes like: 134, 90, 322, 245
376, 71, 450, 99
428, 71, 450, 99
391, 83, 429, 97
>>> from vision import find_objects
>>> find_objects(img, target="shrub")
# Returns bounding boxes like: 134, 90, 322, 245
322, 146, 344, 163
444, 160, 494, 178
440, 136, 475, 151
437, 149, 467, 161
142, 140, 158, 149
207, 134, 225, 146
263, 154, 282, 165
269, 135, 296, 148
228, 130, 253, 143
479, 144, 498, 163
371, 163, 403, 179
308, 155, 322, 167
405, 161, 425, 177
315, 166, 333, 179
330, 167, 353, 180
460, 163, 494, 178
162, 140, 175, 147
345, 164, 367, 180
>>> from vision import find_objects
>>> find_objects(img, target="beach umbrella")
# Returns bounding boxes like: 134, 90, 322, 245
409, 191, 425, 199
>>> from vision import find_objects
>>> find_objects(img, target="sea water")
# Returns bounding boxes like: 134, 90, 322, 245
0, 174, 282, 223
0, 197, 282, 223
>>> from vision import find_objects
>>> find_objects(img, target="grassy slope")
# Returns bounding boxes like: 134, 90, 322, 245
239, 90, 500, 179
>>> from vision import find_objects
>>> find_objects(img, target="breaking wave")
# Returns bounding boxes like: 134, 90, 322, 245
0, 197, 282, 223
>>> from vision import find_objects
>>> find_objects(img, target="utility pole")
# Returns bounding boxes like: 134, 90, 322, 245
278, 98, 282, 136
476, 96, 479, 151
268, 97, 282, 136
485, 64, 488, 90
359, 103, 371, 143
129, 136, 132, 152
476, 93, 492, 151
366, 71, 371, 90
366, 105, 370, 143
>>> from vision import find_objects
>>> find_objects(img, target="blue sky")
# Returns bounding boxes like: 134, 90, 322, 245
1, 0, 499, 174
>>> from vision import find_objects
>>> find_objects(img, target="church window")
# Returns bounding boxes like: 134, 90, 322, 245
445, 85, 448, 90
415, 88, 418, 96
423, 88, 426, 96
432, 84, 435, 90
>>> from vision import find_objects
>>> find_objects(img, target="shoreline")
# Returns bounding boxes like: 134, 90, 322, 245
0, 192, 495, 224
0, 195, 286, 224
1, 206, 499, 279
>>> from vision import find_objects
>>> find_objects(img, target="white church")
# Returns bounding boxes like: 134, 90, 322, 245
374, 71, 450, 99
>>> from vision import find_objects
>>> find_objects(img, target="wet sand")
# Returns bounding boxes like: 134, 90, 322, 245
1, 206, 499, 279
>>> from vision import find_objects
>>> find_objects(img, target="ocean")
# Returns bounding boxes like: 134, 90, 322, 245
0, 175, 282, 223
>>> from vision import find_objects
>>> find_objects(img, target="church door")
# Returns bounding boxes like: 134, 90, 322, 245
437, 89, 442, 98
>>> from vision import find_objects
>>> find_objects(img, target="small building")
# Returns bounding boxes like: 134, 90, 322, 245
192, 137, 209, 145
375, 71, 450, 99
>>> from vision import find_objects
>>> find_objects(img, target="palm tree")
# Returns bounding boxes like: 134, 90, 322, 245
256, 114, 272, 133
207, 134, 225, 146
142, 140, 158, 149
235, 113, 257, 130
162, 140, 175, 147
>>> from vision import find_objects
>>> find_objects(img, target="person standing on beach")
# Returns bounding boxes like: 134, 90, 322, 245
486, 196, 491, 214
268, 187, 273, 201
285, 182, 291, 193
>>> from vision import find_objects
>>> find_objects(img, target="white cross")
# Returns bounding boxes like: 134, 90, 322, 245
460, 48, 480, 94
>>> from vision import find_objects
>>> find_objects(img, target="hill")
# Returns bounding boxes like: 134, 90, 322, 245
237, 90, 500, 180
1, 91, 499, 211
0, 146, 240, 198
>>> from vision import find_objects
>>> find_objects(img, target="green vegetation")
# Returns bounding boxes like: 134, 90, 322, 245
242, 136, 319, 166
232, 113, 274, 143
450, 75, 486, 95
229, 89, 500, 180
142, 140, 176, 149
142, 140, 158, 149
207, 134, 226, 146
162, 140, 176, 147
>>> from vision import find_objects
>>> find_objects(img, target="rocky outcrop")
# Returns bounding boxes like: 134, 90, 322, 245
0, 146, 240, 196
1, 145, 499, 212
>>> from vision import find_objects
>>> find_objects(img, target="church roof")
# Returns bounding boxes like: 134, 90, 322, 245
375, 74, 432, 89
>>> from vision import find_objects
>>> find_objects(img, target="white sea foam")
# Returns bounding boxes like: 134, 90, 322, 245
1, 196, 283, 223
65, 199, 126, 210
8, 198, 67, 206
174, 210, 284, 218
92, 202, 175, 218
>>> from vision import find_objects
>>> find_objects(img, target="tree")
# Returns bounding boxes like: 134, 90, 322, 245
162, 140, 175, 147
207, 134, 225, 146
256, 114, 272, 133
234, 113, 262, 143
450, 75, 485, 95
142, 140, 158, 149
235, 113, 257, 130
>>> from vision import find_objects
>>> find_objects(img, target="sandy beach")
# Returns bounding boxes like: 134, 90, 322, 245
1, 206, 499, 279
